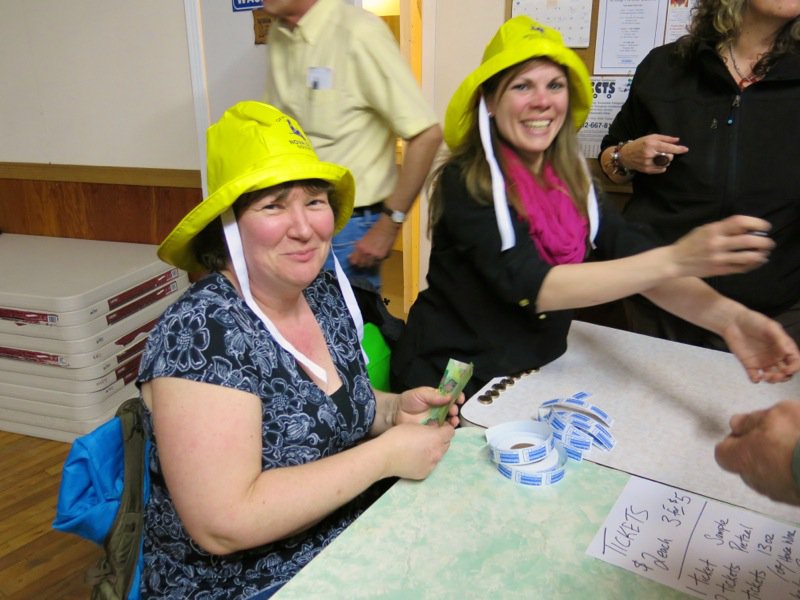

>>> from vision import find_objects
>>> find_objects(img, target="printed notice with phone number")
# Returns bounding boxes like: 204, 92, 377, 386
576, 77, 631, 159
587, 477, 800, 599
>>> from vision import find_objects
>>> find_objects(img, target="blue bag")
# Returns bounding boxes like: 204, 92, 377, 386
53, 397, 150, 600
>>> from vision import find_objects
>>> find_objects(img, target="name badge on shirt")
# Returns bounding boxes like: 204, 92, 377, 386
307, 67, 333, 90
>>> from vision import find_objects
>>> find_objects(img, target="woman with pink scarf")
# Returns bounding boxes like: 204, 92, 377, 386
390, 17, 799, 398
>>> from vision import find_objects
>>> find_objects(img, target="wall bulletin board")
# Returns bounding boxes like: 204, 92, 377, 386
505, 0, 599, 72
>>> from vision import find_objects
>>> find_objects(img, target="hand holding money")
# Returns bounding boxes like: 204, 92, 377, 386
425, 358, 474, 425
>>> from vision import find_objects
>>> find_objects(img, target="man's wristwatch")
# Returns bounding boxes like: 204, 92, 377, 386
380, 203, 406, 225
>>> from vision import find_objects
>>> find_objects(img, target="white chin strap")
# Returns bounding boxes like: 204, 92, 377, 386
577, 157, 600, 248
221, 208, 366, 385
479, 97, 600, 252
479, 96, 516, 251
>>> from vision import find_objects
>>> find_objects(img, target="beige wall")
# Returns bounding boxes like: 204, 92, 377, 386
0, 1, 505, 163
0, 0, 505, 171
424, 1, 505, 122
418, 0, 505, 288
0, 1, 198, 170
1, 0, 507, 289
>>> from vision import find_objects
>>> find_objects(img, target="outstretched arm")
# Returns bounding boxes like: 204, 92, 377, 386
642, 278, 799, 383
535, 214, 798, 382
537, 214, 772, 312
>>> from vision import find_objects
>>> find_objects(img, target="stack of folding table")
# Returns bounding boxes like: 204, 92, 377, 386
0, 234, 189, 442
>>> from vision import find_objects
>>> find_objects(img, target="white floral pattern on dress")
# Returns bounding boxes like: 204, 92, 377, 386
138, 272, 376, 599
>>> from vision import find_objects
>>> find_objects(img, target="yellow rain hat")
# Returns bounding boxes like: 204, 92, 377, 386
158, 101, 355, 272
443, 16, 592, 150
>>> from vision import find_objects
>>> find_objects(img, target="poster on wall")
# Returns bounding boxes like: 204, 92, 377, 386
577, 76, 632, 158
510, 0, 593, 47
664, 0, 697, 43
594, 0, 669, 75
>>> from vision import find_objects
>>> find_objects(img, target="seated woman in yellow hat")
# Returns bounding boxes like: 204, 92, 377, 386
391, 16, 800, 399
138, 102, 460, 599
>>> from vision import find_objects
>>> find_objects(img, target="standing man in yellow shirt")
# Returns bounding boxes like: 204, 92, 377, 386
262, 0, 443, 290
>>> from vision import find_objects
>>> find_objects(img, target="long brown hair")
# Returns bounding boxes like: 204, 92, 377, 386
676, 0, 800, 77
429, 58, 590, 233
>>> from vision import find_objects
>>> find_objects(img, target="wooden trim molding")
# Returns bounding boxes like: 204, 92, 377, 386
0, 162, 201, 189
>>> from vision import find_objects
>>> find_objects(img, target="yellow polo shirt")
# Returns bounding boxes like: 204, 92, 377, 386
264, 0, 438, 208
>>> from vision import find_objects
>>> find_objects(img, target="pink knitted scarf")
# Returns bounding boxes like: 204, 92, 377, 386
500, 144, 587, 265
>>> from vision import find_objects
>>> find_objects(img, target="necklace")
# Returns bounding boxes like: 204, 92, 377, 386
728, 43, 758, 89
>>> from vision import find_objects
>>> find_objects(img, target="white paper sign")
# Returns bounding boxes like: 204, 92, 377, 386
588, 477, 800, 599
664, 0, 697, 44
594, 0, 669, 74
577, 76, 632, 158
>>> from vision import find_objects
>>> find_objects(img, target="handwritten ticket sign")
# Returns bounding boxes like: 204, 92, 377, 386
587, 477, 800, 598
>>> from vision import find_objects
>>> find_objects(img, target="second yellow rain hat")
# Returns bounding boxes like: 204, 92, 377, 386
443, 16, 592, 150
158, 101, 355, 272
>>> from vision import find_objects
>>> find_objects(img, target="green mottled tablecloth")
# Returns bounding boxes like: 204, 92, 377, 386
274, 428, 691, 599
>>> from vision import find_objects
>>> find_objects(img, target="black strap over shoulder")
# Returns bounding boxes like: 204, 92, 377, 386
349, 277, 405, 348
88, 397, 146, 600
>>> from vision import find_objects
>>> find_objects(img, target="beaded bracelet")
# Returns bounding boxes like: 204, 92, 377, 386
610, 140, 632, 177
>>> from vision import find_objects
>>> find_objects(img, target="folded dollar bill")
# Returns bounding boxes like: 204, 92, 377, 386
425, 358, 474, 425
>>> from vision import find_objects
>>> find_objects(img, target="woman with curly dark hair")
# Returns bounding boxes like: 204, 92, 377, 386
599, 0, 800, 350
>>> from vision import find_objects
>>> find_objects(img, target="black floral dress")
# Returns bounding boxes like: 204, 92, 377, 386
137, 272, 376, 599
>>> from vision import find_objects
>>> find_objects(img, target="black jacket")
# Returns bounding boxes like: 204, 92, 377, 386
391, 164, 655, 395
602, 42, 800, 315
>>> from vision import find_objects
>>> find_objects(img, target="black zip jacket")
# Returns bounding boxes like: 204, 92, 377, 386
601, 42, 800, 316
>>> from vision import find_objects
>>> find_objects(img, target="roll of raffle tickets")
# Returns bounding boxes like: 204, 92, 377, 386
484, 391, 615, 487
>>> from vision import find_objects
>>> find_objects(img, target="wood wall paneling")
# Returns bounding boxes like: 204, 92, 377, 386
0, 164, 202, 245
